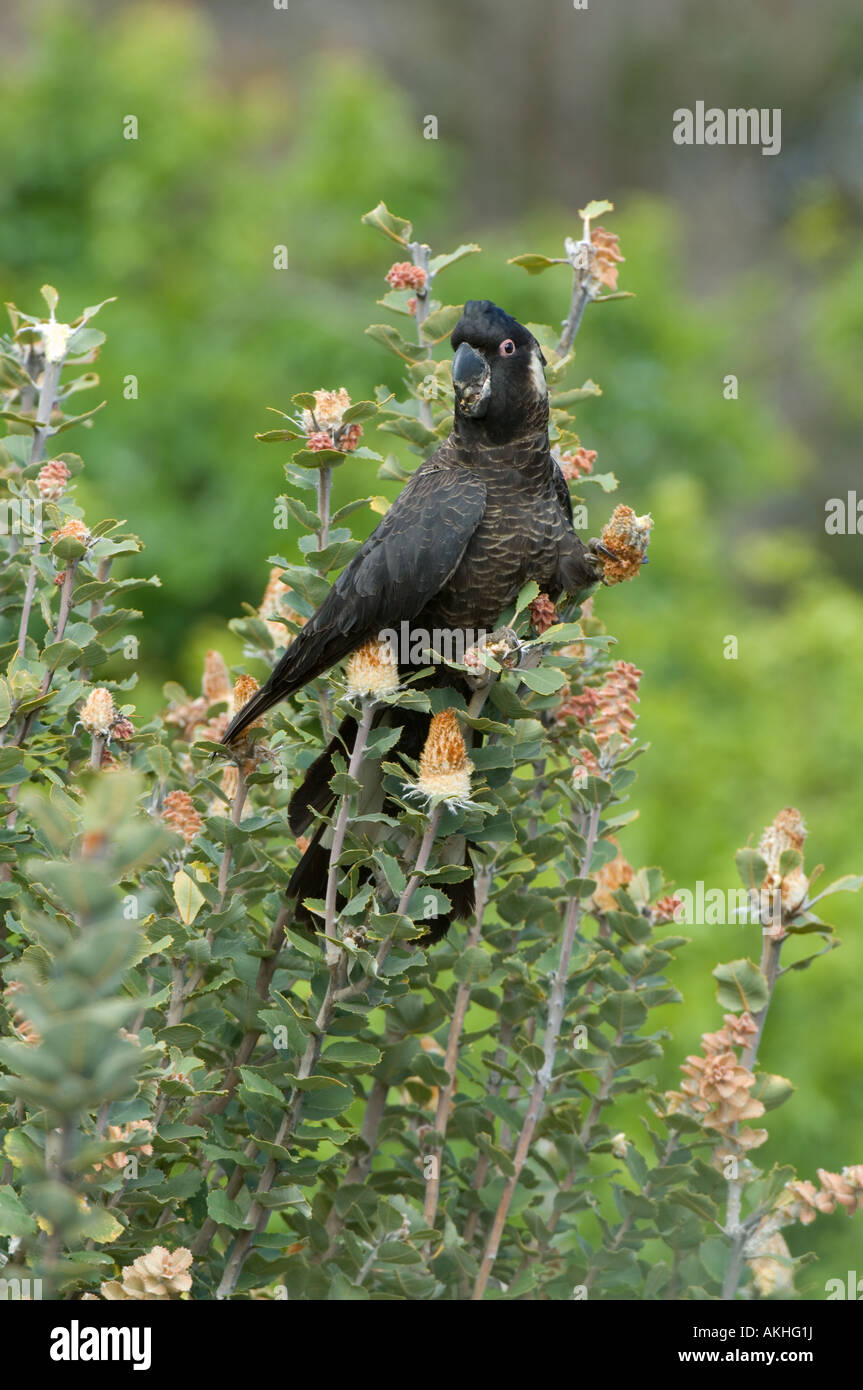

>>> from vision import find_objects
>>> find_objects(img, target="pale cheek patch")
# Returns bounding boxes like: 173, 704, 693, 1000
528, 349, 548, 398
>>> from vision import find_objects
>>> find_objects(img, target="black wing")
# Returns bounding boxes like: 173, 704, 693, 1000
223, 465, 487, 742
551, 455, 574, 526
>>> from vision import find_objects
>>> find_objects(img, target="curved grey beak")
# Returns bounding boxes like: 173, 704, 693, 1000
452, 342, 491, 417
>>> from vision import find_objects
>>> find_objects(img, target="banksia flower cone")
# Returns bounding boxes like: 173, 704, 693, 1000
757, 807, 809, 919
51, 517, 91, 549
162, 790, 203, 844
590, 846, 634, 912
600, 504, 652, 584
558, 447, 596, 481
36, 458, 71, 498
344, 637, 399, 700
80, 687, 116, 737
528, 593, 559, 635
100, 1246, 193, 1300
592, 661, 642, 744
203, 650, 232, 704
414, 709, 474, 805
590, 226, 625, 291
259, 568, 305, 645
567, 661, 642, 782
386, 261, 427, 291
232, 674, 262, 723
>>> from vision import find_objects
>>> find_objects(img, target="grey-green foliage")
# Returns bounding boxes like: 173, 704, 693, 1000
0, 226, 860, 1301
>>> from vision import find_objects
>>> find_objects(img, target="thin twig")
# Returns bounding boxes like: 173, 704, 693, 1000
471, 803, 602, 1300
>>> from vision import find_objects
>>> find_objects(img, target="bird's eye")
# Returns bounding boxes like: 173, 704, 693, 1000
499, 339, 516, 356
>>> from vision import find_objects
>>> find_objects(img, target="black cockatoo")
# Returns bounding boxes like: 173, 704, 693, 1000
223, 300, 608, 938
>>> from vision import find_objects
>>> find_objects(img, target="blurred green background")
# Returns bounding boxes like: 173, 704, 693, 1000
3, 0, 863, 1294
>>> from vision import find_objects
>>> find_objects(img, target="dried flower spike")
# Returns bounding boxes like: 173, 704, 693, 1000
600, 504, 652, 584
79, 687, 116, 737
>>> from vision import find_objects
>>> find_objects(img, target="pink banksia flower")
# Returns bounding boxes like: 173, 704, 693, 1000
162, 790, 203, 845
652, 893, 684, 925
113, 717, 134, 741
100, 1246, 193, 1301
665, 1018, 769, 1164
406, 296, 418, 316
599, 505, 652, 584
306, 430, 334, 452
203, 650, 232, 704
816, 1168, 858, 1213
386, 261, 427, 291
784, 1179, 834, 1225
36, 458, 71, 499
592, 661, 642, 744
340, 422, 363, 452
344, 637, 400, 700
590, 226, 625, 291
558, 447, 596, 482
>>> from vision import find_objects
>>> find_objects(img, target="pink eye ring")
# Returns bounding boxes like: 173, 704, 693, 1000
499, 339, 516, 356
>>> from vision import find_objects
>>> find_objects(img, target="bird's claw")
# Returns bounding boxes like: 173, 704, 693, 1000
463, 626, 522, 688
586, 536, 617, 585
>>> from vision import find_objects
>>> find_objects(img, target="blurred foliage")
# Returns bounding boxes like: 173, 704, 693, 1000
1, 0, 863, 1296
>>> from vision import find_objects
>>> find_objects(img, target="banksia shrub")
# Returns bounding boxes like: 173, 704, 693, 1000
1, 230, 860, 1312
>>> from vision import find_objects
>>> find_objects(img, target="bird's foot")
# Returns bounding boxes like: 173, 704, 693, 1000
585, 536, 618, 586
463, 626, 522, 688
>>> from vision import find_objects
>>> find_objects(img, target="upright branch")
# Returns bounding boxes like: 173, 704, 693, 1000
471, 802, 602, 1300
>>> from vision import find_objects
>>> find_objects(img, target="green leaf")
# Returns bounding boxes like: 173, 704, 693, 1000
735, 848, 767, 892
428, 244, 481, 275
420, 304, 462, 343
172, 870, 206, 926
507, 253, 567, 275
361, 201, 413, 246
712, 958, 768, 1014
0, 1184, 37, 1237
238, 1068, 285, 1102
518, 666, 567, 695
812, 874, 863, 901
365, 324, 423, 364
751, 1072, 795, 1112
207, 1189, 251, 1230
514, 580, 539, 616
322, 1041, 382, 1066
578, 198, 614, 221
